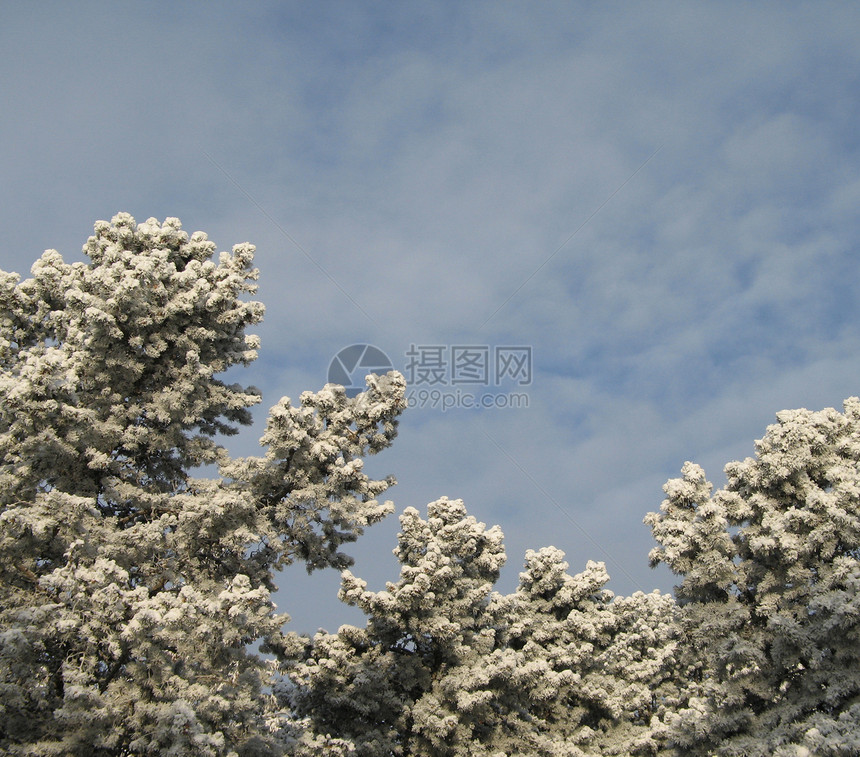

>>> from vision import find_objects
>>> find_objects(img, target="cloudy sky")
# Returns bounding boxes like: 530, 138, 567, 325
3, 2, 860, 633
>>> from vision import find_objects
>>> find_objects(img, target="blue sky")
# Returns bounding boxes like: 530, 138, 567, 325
3, 1, 860, 633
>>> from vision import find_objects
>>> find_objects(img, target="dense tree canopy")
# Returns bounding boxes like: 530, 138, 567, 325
1, 214, 858, 755
280, 500, 678, 756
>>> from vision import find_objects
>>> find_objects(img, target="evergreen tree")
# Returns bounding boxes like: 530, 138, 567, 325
0, 214, 406, 755
283, 499, 678, 756
494, 547, 678, 755
279, 497, 508, 756
646, 400, 860, 756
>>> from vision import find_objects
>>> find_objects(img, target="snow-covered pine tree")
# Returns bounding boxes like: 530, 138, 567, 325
278, 497, 508, 757
492, 547, 678, 756
281, 499, 679, 757
0, 214, 406, 756
646, 400, 860, 756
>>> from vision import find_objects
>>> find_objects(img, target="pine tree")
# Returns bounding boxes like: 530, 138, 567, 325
646, 400, 860, 756
278, 497, 508, 756
0, 214, 406, 756
495, 547, 678, 755
282, 499, 678, 756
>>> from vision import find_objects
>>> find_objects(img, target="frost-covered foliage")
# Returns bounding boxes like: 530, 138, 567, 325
646, 399, 860, 756
279, 497, 508, 756
282, 499, 678, 756
0, 215, 406, 755
492, 548, 679, 756
10, 214, 857, 757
